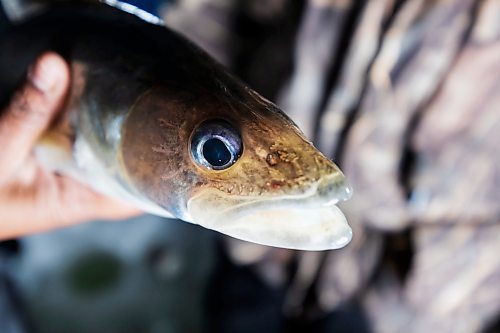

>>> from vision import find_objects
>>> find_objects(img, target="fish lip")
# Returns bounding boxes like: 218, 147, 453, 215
185, 174, 353, 251
189, 173, 353, 222
187, 172, 352, 251
313, 173, 353, 205
256, 173, 353, 210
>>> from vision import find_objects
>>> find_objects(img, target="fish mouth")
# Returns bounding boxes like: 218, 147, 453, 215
187, 174, 353, 251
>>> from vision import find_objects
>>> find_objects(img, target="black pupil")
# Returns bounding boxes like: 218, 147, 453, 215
202, 138, 232, 167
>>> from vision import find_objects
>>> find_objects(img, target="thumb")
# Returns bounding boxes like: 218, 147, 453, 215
0, 52, 70, 184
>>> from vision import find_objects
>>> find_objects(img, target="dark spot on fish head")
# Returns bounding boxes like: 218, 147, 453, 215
266, 152, 279, 166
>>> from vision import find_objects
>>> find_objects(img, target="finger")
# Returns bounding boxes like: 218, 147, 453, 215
0, 176, 141, 240
36, 176, 141, 233
54, 176, 143, 224
0, 53, 69, 183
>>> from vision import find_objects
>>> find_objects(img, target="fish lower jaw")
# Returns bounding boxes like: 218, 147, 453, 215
220, 205, 352, 251
187, 189, 353, 251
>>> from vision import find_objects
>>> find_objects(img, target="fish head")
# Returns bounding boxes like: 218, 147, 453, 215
1, 0, 352, 251
120, 68, 352, 250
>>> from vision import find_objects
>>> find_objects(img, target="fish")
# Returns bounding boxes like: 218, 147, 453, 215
0, 0, 353, 250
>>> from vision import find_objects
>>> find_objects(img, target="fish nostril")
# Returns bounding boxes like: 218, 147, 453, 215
316, 174, 353, 204
266, 153, 279, 166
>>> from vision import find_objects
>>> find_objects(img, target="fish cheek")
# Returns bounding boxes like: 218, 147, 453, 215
236, 114, 329, 194
119, 88, 194, 215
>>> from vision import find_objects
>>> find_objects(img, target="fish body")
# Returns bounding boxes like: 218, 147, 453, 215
0, 0, 353, 250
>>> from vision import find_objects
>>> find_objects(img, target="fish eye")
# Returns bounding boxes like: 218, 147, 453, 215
190, 120, 242, 170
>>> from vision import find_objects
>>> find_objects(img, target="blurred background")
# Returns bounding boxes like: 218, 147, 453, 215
1, 0, 500, 332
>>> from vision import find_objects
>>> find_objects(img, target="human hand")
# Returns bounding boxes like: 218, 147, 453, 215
0, 52, 141, 240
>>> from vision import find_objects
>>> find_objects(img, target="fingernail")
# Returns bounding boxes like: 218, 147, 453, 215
29, 55, 60, 93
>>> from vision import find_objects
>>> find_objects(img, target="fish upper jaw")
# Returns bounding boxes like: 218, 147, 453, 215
314, 173, 353, 205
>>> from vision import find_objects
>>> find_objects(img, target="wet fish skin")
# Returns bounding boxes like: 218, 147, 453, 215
0, 2, 352, 250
